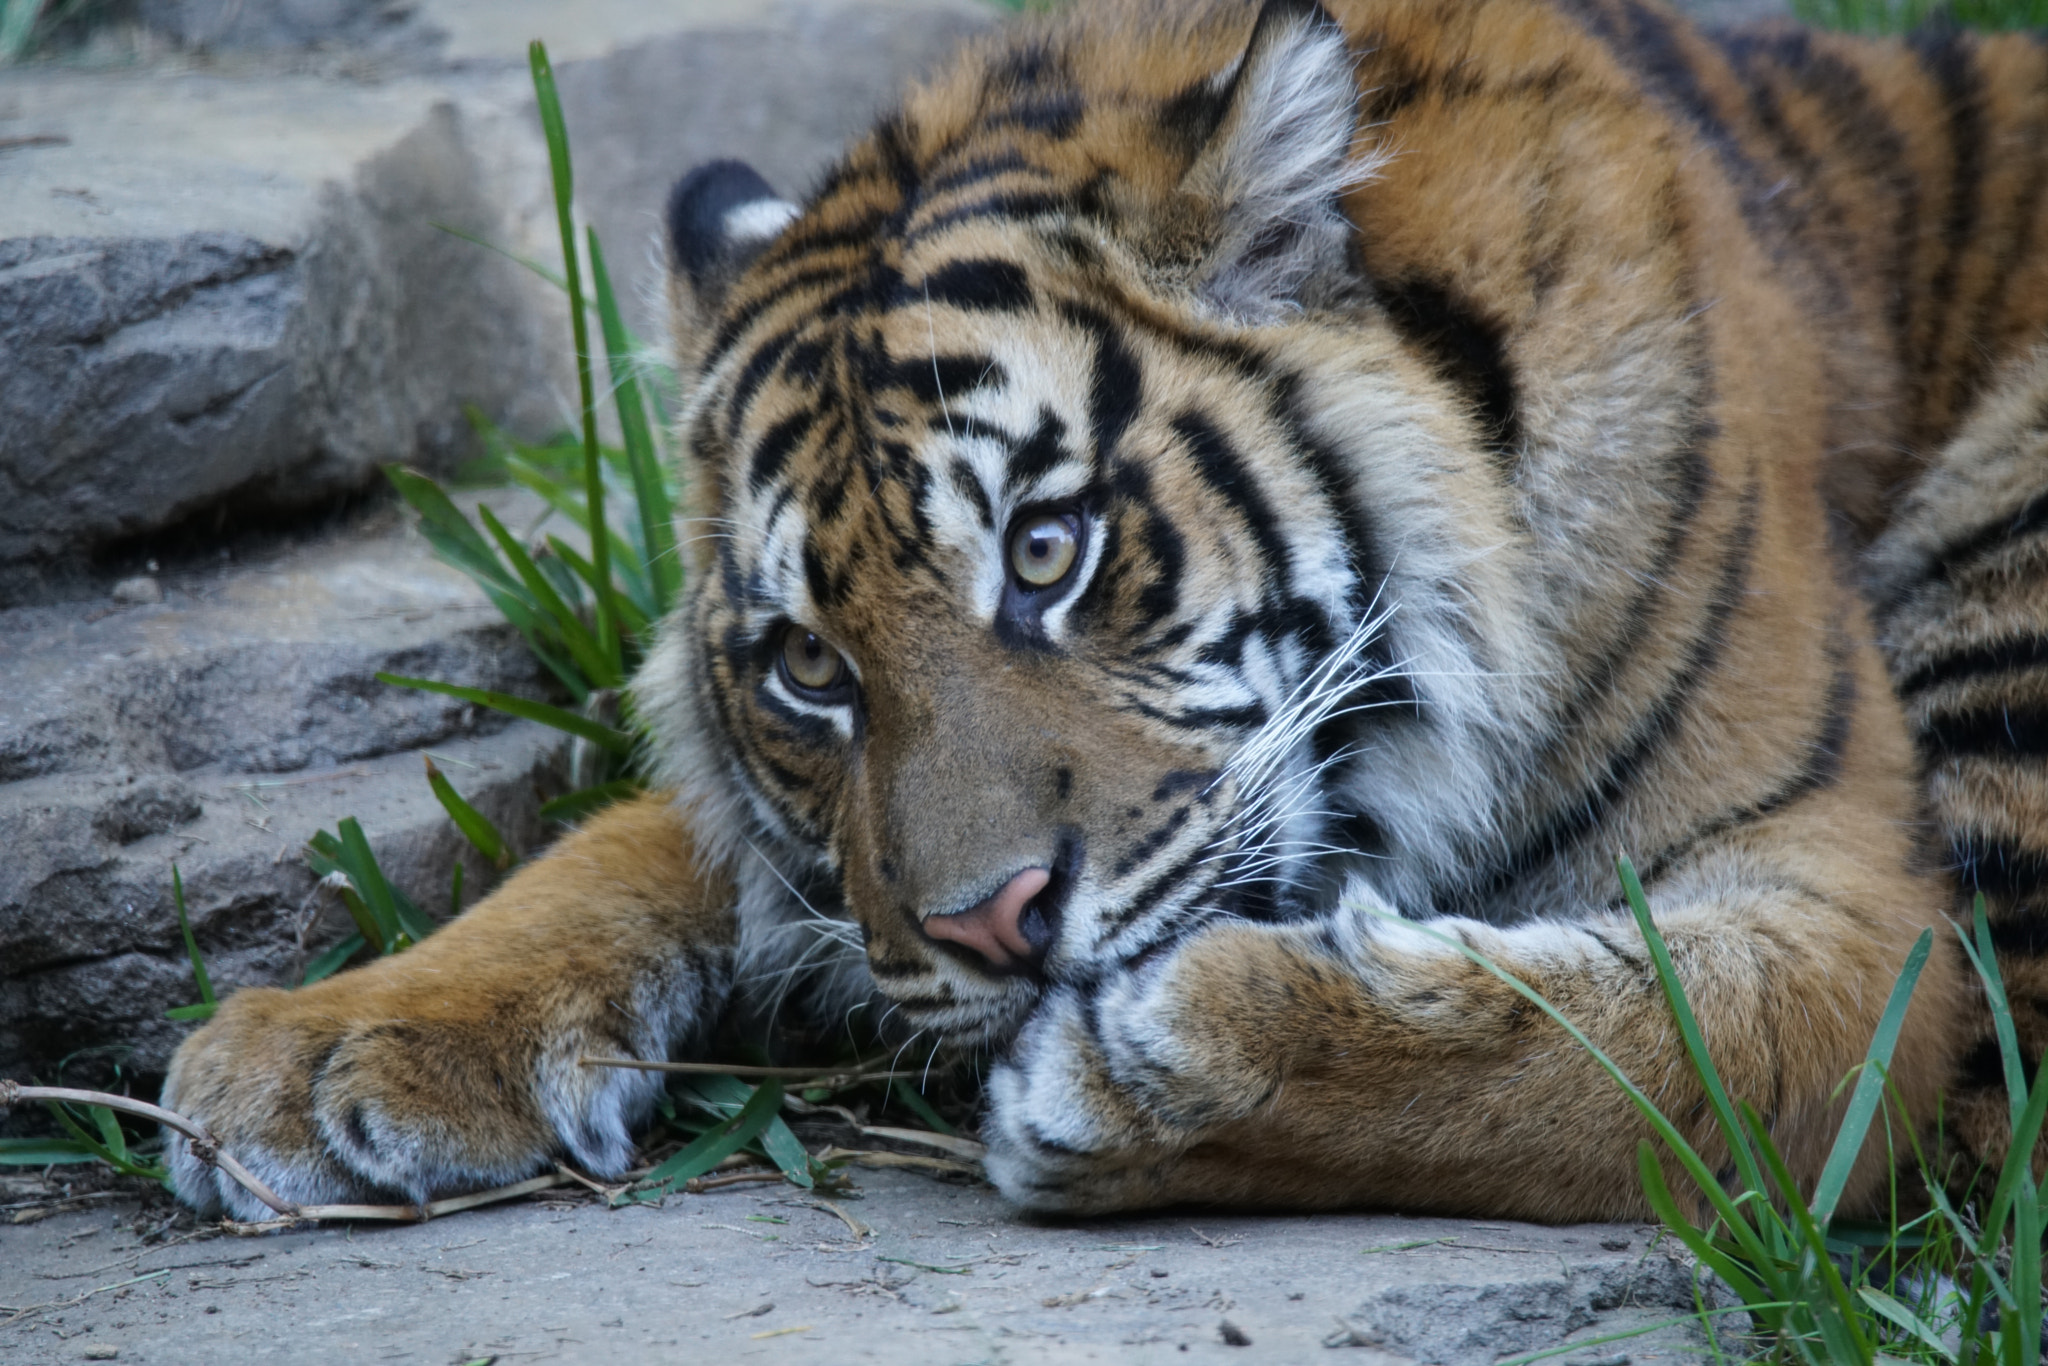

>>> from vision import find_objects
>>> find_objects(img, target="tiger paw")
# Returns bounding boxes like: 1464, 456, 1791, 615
161, 971, 670, 1220
982, 934, 1275, 1212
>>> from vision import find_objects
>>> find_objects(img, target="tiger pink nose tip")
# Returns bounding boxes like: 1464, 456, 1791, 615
922, 867, 1052, 968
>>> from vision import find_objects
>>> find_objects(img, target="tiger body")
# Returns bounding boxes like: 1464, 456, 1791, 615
163, 0, 2048, 1222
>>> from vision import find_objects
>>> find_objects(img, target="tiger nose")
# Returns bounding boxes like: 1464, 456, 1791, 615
921, 867, 1052, 970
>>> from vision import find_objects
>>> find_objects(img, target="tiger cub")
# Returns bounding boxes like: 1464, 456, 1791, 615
163, 0, 2048, 1220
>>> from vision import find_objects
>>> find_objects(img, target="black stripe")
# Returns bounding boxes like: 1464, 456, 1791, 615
1172, 411, 1293, 589
1375, 276, 1523, 468
916, 152, 1036, 202
1569, 0, 1786, 242
1896, 635, 2048, 698
1060, 301, 1144, 462
1910, 23, 1987, 428
1107, 843, 1212, 931
1466, 477, 1762, 907
1949, 833, 2048, 910
747, 410, 815, 492
1921, 704, 2048, 759
728, 328, 797, 434
948, 458, 993, 528
708, 262, 850, 369
911, 191, 1067, 238
988, 90, 1084, 139
918, 258, 1034, 314
885, 352, 1005, 406
1006, 408, 1072, 489
1641, 653, 1855, 882
1890, 488, 2048, 615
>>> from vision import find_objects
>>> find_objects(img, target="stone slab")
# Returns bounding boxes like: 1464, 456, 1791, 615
0, 1169, 1722, 1365
0, 491, 574, 1086
0, 0, 992, 578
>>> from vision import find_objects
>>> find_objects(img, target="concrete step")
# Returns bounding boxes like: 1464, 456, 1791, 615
0, 0, 992, 589
0, 490, 578, 1084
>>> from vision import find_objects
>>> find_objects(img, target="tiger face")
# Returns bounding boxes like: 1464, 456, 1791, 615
641, 0, 1524, 1048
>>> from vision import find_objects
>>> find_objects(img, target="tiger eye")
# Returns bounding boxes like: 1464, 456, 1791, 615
1008, 513, 1080, 588
779, 626, 847, 693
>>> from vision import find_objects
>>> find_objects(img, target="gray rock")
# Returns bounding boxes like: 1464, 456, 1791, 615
134, 0, 432, 54
0, 494, 572, 1085
108, 574, 162, 605
0, 0, 992, 580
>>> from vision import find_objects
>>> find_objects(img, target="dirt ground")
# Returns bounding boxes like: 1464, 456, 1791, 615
0, 1163, 1728, 1366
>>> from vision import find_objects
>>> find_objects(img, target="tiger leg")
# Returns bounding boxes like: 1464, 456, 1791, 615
162, 793, 735, 1219
1868, 343, 2048, 1181
984, 815, 1965, 1220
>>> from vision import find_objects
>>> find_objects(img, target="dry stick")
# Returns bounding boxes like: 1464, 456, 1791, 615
0, 1081, 576, 1228
0, 1082, 296, 1217
577, 1056, 919, 1088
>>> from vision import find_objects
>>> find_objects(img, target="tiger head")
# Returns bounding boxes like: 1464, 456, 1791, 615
637, 0, 1540, 1048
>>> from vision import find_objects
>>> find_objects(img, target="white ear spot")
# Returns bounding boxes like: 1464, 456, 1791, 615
723, 197, 800, 245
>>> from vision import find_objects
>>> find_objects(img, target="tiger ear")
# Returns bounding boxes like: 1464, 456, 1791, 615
1176, 0, 1368, 321
665, 160, 799, 376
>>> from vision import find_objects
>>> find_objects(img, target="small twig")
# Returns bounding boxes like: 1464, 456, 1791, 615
553, 1162, 630, 1202
577, 1056, 917, 1088
684, 1170, 785, 1193
855, 1125, 986, 1162
0, 1082, 296, 1217
0, 1269, 169, 1330
805, 1198, 873, 1240
0, 133, 68, 153
815, 1147, 984, 1178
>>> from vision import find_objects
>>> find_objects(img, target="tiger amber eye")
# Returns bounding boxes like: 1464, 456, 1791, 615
781, 626, 846, 691
1009, 513, 1079, 588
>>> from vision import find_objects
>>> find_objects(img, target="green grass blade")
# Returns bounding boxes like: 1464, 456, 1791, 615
1859, 1287, 1958, 1364
475, 504, 617, 687
169, 862, 215, 1011
0, 1138, 107, 1166
537, 777, 642, 824
91, 1105, 127, 1161
757, 1109, 815, 1190
302, 933, 367, 986
423, 757, 512, 869
1962, 896, 2026, 1127
384, 465, 521, 596
450, 861, 464, 919
588, 230, 680, 613
1739, 1102, 1872, 1361
1636, 1141, 1773, 1310
891, 1078, 957, 1136
164, 1002, 216, 1020
375, 673, 633, 754
431, 220, 570, 292
1812, 928, 1932, 1225
1617, 855, 1772, 1203
306, 834, 390, 954
335, 818, 405, 949
634, 1078, 785, 1193
545, 534, 652, 637
502, 464, 655, 618
528, 39, 617, 669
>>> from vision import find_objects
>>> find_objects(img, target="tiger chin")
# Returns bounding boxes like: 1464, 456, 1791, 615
164, 0, 2048, 1223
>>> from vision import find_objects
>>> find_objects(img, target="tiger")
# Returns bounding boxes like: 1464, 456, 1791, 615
160, 0, 2048, 1223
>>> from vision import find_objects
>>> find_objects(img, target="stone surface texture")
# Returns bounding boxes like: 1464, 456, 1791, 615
0, 492, 574, 1085
0, 1169, 1722, 1364
0, 0, 991, 580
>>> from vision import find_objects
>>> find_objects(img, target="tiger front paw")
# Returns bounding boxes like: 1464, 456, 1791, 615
983, 934, 1274, 1212
160, 970, 674, 1220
